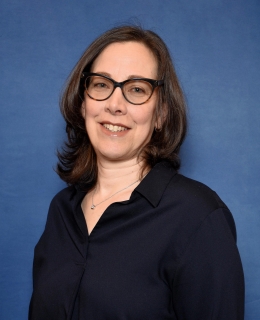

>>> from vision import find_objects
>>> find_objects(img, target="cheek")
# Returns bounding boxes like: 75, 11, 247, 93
133, 106, 156, 127
131, 113, 155, 139
83, 99, 100, 119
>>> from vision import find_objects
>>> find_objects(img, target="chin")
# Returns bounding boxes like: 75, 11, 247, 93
97, 149, 137, 162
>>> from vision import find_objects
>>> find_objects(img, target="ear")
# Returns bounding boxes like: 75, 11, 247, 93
81, 101, 86, 119
155, 103, 167, 131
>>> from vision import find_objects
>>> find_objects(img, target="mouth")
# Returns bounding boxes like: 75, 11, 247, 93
102, 123, 129, 133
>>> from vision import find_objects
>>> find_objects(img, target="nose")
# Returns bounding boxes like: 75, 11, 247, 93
105, 87, 127, 115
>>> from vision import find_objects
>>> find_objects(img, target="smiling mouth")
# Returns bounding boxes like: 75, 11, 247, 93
102, 124, 128, 132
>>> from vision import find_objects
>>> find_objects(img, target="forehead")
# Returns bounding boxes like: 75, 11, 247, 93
91, 41, 158, 79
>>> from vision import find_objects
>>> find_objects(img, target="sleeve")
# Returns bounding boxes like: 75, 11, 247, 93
172, 207, 245, 320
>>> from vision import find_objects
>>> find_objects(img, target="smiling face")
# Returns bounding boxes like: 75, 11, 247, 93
81, 41, 159, 163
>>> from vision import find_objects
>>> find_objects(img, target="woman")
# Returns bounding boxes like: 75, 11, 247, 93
29, 26, 244, 319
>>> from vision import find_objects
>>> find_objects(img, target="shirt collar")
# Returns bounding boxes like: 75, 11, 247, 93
135, 161, 177, 207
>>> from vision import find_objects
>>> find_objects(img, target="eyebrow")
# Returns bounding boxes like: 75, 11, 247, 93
93, 72, 150, 80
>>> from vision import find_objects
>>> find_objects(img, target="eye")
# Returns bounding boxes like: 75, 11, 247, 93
96, 82, 107, 88
130, 86, 145, 94
125, 80, 151, 96
93, 81, 109, 90
88, 76, 112, 91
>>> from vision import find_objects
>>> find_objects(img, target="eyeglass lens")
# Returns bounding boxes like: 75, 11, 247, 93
85, 75, 154, 104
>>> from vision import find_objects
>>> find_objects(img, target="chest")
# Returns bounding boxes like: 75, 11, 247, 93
81, 187, 135, 235
78, 203, 177, 319
33, 195, 183, 319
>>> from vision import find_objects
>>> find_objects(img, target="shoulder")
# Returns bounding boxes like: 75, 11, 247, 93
50, 185, 77, 206
46, 185, 83, 222
146, 161, 229, 219
151, 161, 237, 240
168, 172, 228, 212
49, 184, 87, 209
165, 172, 237, 241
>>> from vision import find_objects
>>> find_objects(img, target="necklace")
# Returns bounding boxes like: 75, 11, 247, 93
91, 179, 140, 210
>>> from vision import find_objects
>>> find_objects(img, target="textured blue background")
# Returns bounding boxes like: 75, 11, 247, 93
0, 0, 259, 319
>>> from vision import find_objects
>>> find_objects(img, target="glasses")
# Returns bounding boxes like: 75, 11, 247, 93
81, 72, 164, 105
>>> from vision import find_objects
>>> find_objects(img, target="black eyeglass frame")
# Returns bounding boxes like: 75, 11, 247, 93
81, 72, 164, 105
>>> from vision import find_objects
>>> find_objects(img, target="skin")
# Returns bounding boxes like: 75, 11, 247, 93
81, 41, 158, 163
81, 41, 159, 234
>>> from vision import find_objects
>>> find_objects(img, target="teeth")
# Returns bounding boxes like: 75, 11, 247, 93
103, 124, 128, 132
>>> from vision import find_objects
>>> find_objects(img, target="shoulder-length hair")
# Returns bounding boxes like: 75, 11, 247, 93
57, 25, 187, 188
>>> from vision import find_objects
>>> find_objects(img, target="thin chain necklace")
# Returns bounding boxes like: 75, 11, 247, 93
91, 179, 140, 210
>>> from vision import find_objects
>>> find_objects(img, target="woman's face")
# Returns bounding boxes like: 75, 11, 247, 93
81, 41, 158, 163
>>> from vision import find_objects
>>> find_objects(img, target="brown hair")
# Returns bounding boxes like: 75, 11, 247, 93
57, 25, 187, 188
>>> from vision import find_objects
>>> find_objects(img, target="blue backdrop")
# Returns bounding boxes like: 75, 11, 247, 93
0, 0, 259, 319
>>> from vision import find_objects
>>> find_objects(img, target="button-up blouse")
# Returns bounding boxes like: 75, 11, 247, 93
29, 161, 244, 319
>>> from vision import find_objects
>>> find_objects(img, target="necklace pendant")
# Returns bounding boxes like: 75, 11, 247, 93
91, 205, 95, 210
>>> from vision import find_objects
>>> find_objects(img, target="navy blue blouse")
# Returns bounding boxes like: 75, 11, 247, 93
29, 161, 244, 319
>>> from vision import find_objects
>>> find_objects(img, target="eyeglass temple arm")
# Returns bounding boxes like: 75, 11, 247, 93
156, 80, 164, 86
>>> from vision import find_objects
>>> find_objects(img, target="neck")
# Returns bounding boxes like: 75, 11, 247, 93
95, 158, 145, 195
